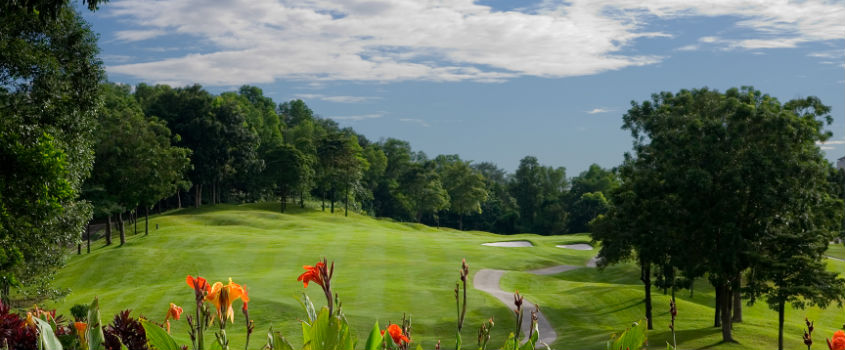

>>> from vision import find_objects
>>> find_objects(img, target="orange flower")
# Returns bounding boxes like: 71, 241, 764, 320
186, 275, 210, 294
381, 324, 410, 345
73, 322, 87, 334
205, 278, 249, 323
828, 330, 845, 350
241, 284, 249, 312
297, 262, 325, 288
166, 303, 183, 321
24, 312, 36, 328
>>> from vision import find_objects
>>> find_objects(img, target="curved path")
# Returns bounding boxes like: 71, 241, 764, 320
473, 256, 599, 348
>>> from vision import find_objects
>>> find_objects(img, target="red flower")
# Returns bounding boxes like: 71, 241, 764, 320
186, 275, 210, 294
297, 262, 326, 288
828, 330, 845, 350
381, 324, 410, 345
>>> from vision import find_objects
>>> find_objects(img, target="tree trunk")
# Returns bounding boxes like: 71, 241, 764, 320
777, 299, 785, 350
732, 286, 743, 323
177, 190, 182, 209
134, 208, 138, 235
77, 242, 81, 255
281, 186, 287, 213
322, 192, 326, 211
145, 206, 150, 235
195, 184, 202, 208
720, 283, 734, 342
86, 223, 91, 254
459, 215, 463, 231
118, 212, 126, 245
300, 191, 304, 208
641, 261, 653, 330
344, 180, 349, 217
105, 215, 112, 245
330, 189, 335, 213
714, 285, 721, 327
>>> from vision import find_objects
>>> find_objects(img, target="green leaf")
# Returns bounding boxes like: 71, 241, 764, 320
607, 320, 647, 350
87, 297, 105, 350
34, 317, 63, 350
364, 322, 383, 350
416, 344, 423, 350
273, 331, 294, 350
502, 333, 517, 350
140, 319, 179, 350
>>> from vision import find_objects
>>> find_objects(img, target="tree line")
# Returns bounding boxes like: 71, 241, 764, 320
85, 82, 620, 246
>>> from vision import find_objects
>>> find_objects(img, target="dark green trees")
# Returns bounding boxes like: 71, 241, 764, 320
593, 87, 844, 342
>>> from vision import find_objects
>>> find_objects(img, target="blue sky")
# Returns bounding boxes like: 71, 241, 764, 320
81, 0, 845, 174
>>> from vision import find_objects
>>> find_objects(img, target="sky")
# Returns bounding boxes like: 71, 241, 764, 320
80, 0, 845, 175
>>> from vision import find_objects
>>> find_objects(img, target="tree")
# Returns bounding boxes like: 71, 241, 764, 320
0, 2, 104, 301
437, 157, 488, 230
264, 144, 308, 212
615, 87, 842, 342
569, 191, 610, 233
402, 162, 450, 223
510, 156, 543, 232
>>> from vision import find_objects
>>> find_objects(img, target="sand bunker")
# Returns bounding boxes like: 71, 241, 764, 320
482, 240, 533, 247
555, 243, 593, 250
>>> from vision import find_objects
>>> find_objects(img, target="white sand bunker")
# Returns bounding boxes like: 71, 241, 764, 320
556, 243, 593, 250
482, 240, 533, 247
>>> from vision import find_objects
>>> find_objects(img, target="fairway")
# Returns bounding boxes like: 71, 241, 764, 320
50, 204, 845, 349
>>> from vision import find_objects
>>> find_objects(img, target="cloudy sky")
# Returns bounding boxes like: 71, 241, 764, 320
82, 0, 845, 174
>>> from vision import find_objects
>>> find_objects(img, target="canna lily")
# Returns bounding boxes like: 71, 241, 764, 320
381, 324, 410, 345
24, 312, 36, 328
166, 302, 183, 321
74, 322, 88, 348
297, 262, 326, 288
186, 275, 211, 295
242, 284, 249, 312
828, 330, 845, 350
164, 302, 183, 334
205, 278, 249, 323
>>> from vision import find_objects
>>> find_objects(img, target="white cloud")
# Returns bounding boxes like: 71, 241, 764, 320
817, 137, 845, 148
586, 107, 614, 114
103, 0, 845, 85
675, 44, 699, 51
329, 113, 383, 121
295, 93, 380, 103
113, 29, 166, 42
399, 118, 430, 127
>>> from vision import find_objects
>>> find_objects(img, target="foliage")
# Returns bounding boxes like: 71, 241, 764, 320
0, 0, 103, 301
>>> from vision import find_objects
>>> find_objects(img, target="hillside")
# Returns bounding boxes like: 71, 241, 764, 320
49, 204, 845, 349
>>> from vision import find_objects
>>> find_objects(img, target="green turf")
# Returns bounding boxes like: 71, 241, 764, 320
47, 203, 845, 349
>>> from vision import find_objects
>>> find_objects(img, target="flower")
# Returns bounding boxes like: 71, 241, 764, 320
381, 324, 410, 345
24, 312, 36, 328
297, 262, 326, 288
166, 303, 183, 321
73, 322, 87, 334
205, 278, 249, 323
241, 284, 249, 312
186, 275, 211, 295
828, 330, 845, 350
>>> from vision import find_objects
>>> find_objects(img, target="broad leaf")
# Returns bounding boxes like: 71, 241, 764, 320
87, 298, 105, 350
34, 317, 63, 350
364, 322, 382, 350
140, 319, 179, 350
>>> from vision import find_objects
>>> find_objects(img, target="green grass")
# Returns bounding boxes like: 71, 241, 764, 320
47, 203, 845, 349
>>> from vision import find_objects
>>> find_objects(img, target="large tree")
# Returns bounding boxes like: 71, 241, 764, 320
610, 87, 842, 342
436, 156, 488, 230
